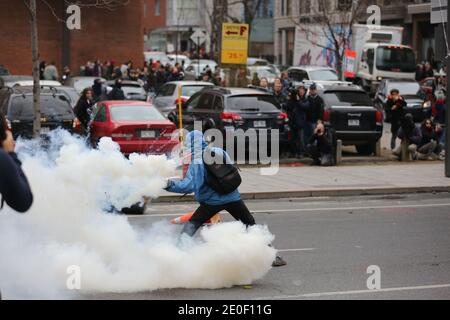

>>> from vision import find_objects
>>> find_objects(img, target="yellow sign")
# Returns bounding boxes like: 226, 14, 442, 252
221, 23, 249, 65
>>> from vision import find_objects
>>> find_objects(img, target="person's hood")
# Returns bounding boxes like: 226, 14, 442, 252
184, 130, 208, 162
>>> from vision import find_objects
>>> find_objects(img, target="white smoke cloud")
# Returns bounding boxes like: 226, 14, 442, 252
0, 130, 275, 299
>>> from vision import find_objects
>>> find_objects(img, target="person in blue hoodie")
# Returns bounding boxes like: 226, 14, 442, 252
166, 130, 286, 267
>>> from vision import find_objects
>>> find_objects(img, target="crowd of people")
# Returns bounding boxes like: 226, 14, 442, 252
390, 66, 447, 161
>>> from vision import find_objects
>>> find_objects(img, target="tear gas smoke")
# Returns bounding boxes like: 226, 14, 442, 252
0, 130, 275, 299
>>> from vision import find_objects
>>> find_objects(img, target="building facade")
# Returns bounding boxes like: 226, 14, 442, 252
274, 0, 442, 67
0, 0, 144, 75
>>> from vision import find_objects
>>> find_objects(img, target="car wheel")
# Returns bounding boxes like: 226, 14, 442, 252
356, 143, 375, 156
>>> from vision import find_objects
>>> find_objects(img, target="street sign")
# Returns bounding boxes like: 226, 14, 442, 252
190, 29, 207, 46
431, 0, 447, 24
221, 23, 249, 65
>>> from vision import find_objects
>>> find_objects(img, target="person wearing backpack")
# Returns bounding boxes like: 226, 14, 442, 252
165, 130, 287, 267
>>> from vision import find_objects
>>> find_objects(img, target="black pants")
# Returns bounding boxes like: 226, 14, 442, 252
181, 200, 256, 237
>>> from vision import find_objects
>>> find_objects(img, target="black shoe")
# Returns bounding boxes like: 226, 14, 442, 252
272, 256, 287, 267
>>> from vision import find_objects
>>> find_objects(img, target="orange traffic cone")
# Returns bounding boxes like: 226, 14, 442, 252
170, 213, 222, 225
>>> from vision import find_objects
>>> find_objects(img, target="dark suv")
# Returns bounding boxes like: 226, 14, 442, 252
0, 86, 75, 139
319, 83, 383, 155
168, 87, 290, 155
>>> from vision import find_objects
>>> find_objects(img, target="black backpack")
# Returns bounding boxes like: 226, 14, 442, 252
203, 149, 242, 195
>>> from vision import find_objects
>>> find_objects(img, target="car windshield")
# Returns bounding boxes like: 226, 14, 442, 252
376, 47, 416, 73
181, 85, 210, 97
309, 70, 339, 81
8, 95, 74, 120
110, 106, 165, 121
387, 82, 421, 96
227, 95, 280, 112
74, 78, 96, 93
323, 91, 373, 107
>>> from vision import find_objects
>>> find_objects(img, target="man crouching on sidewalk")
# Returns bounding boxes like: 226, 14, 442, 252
165, 130, 287, 267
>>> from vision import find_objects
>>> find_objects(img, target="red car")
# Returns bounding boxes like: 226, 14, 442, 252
90, 101, 179, 155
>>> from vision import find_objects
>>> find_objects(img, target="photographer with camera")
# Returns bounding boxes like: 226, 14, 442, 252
285, 84, 310, 158
0, 113, 33, 213
306, 120, 336, 166
272, 78, 288, 110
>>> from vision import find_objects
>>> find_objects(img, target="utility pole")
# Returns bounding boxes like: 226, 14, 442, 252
29, 0, 41, 138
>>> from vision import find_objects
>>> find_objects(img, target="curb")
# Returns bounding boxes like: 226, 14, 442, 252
152, 186, 450, 203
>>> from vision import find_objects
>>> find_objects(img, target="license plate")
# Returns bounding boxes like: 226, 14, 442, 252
254, 121, 266, 128
40, 127, 50, 135
140, 130, 157, 138
348, 120, 360, 127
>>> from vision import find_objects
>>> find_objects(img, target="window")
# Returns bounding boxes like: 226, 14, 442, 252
94, 105, 107, 122
8, 95, 73, 120
196, 94, 215, 110
289, 70, 309, 82
213, 96, 223, 110
155, 0, 161, 16
227, 95, 281, 112
299, 0, 310, 14
158, 84, 176, 97
323, 91, 374, 107
110, 106, 165, 121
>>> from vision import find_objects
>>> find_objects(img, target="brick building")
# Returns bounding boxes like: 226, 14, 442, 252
0, 0, 144, 75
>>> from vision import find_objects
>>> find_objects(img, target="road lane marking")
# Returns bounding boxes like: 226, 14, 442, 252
253, 284, 450, 300
278, 248, 316, 253
127, 203, 450, 218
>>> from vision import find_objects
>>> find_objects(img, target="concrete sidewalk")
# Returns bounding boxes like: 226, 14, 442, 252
156, 163, 450, 202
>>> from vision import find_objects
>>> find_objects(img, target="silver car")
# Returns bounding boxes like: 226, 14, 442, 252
151, 81, 215, 115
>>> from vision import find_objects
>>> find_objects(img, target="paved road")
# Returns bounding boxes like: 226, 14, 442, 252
83, 192, 450, 300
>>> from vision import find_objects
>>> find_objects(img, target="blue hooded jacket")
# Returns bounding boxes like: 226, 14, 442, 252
167, 131, 241, 205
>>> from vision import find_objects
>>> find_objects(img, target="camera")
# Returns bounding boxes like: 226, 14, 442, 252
286, 82, 298, 99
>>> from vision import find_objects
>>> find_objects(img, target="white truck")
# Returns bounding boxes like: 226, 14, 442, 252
348, 24, 417, 95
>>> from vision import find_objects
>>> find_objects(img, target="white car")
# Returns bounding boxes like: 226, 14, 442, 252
287, 66, 346, 86
144, 51, 172, 66
184, 59, 219, 80
10, 80, 62, 87
168, 54, 191, 67
150, 81, 215, 116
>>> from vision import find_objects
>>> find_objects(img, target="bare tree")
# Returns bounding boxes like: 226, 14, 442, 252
291, 0, 368, 79
22, 0, 130, 138
227, 0, 264, 32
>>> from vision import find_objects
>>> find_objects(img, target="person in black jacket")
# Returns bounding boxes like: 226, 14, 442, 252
385, 89, 407, 150
74, 88, 94, 135
0, 113, 33, 213
306, 83, 325, 142
107, 79, 126, 101
417, 119, 442, 160
285, 84, 310, 158
393, 113, 422, 160
306, 121, 335, 166
92, 78, 108, 103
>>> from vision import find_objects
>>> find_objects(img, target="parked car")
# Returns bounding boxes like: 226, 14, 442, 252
287, 66, 346, 86
319, 83, 383, 155
167, 87, 290, 158
168, 54, 192, 67
247, 66, 280, 85
151, 81, 215, 116
184, 59, 218, 80
66, 76, 108, 94
0, 86, 75, 139
374, 79, 431, 122
107, 80, 147, 101
89, 101, 179, 156
9, 80, 62, 87
144, 51, 172, 66
0, 75, 33, 88
56, 86, 80, 109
